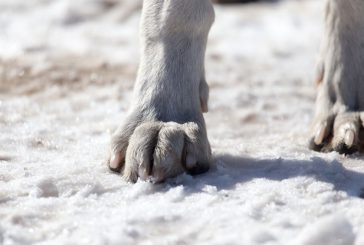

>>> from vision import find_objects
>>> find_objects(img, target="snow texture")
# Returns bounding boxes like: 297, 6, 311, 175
1, 0, 364, 244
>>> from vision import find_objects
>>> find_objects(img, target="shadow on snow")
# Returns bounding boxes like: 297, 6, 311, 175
166, 154, 364, 199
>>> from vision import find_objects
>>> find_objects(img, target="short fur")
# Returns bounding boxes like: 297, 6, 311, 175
309, 0, 364, 153
109, 0, 214, 182
109, 0, 364, 182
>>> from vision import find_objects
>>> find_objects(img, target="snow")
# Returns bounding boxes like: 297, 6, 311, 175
1, 0, 364, 244
295, 215, 355, 245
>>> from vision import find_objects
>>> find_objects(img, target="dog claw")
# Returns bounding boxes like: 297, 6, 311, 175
344, 129, 355, 148
314, 124, 327, 145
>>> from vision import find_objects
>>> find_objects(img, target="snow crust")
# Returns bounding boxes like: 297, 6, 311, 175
1, 0, 364, 244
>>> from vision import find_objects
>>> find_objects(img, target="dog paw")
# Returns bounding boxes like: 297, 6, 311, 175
309, 112, 364, 154
108, 120, 211, 183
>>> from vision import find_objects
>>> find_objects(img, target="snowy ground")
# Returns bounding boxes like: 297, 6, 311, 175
1, 0, 364, 244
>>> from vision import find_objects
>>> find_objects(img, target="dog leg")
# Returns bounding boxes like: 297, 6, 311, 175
309, 0, 364, 154
108, 0, 215, 182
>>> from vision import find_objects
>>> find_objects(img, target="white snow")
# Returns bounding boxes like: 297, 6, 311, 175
1, 0, 364, 244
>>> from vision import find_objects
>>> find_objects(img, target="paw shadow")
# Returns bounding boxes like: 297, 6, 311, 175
176, 154, 364, 198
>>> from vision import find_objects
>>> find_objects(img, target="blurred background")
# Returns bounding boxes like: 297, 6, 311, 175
0, 0, 322, 94
0, 0, 324, 143
0, 0, 325, 197
0, 1, 333, 244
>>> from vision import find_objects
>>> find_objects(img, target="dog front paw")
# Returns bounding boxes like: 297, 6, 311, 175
108, 118, 211, 183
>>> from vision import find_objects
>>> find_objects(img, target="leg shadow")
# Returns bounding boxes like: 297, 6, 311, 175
175, 154, 364, 198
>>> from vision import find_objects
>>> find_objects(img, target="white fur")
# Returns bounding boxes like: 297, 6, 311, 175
108, 0, 214, 182
109, 0, 364, 182
310, 0, 364, 153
